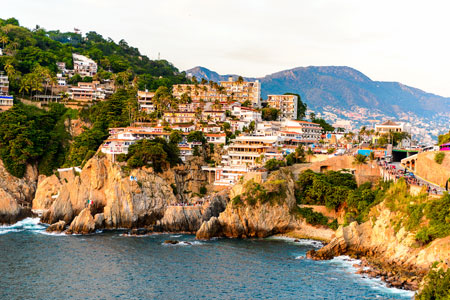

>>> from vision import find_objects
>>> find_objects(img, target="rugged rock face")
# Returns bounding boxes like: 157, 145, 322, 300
307, 201, 450, 290
0, 160, 38, 224
196, 169, 334, 240
67, 208, 96, 234
35, 155, 224, 234
39, 156, 177, 229
46, 220, 66, 233
155, 190, 228, 232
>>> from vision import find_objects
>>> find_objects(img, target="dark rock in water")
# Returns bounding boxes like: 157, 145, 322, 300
46, 220, 66, 232
294, 239, 300, 242
128, 228, 150, 236
164, 240, 180, 244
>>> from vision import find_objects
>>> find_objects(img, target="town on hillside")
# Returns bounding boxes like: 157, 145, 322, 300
1, 47, 448, 192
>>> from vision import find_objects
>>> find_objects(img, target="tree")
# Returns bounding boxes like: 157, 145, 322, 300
262, 107, 280, 121
187, 130, 206, 144
0, 35, 8, 48
237, 76, 244, 84
153, 86, 173, 114
353, 154, 367, 165
306, 148, 315, 163
169, 130, 183, 144
265, 158, 286, 171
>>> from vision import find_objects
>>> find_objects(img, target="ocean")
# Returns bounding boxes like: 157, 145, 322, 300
0, 218, 414, 300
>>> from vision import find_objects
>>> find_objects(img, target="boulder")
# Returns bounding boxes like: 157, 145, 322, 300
46, 220, 66, 233
94, 213, 105, 229
67, 208, 95, 234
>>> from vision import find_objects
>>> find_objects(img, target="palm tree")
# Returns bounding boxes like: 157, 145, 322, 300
237, 76, 244, 84
306, 148, 315, 163
353, 154, 367, 166
0, 35, 8, 48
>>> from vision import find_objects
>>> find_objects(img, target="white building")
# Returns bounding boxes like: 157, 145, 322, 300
281, 120, 322, 142
72, 54, 97, 77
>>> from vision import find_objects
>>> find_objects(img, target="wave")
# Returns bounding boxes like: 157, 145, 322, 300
267, 236, 324, 248
161, 240, 203, 246
330, 256, 415, 298
0, 217, 46, 235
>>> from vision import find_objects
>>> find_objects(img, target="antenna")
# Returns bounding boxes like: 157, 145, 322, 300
158, 52, 160, 60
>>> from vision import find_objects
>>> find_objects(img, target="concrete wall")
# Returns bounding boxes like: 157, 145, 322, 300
305, 155, 381, 185
414, 151, 450, 187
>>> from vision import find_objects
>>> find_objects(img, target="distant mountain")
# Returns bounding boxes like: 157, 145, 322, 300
186, 66, 450, 119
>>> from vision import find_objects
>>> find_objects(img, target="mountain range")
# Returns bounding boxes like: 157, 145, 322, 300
186, 66, 450, 119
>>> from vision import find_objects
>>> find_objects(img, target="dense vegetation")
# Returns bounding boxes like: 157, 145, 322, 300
121, 138, 180, 173
232, 178, 287, 207
0, 102, 74, 177
416, 268, 450, 300
438, 130, 450, 146
295, 170, 387, 223
261, 107, 280, 121
64, 88, 137, 167
0, 17, 189, 97
309, 112, 334, 132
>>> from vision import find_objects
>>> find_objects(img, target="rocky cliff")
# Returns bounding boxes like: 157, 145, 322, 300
196, 169, 334, 241
34, 155, 225, 234
307, 200, 450, 290
0, 160, 38, 224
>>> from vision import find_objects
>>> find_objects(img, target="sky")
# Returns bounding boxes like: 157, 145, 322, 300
3, 0, 450, 96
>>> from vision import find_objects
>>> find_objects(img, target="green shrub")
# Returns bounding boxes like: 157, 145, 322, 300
435, 152, 445, 165
199, 186, 207, 195
294, 207, 328, 226
264, 158, 286, 171
416, 268, 450, 300
232, 195, 243, 206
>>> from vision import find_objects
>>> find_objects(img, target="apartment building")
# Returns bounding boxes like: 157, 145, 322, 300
163, 111, 196, 124
172, 77, 261, 107
202, 110, 226, 123
220, 77, 261, 108
232, 106, 262, 123
138, 90, 156, 112
72, 54, 98, 77
266, 94, 298, 120
226, 135, 282, 168
281, 120, 322, 142
0, 74, 13, 111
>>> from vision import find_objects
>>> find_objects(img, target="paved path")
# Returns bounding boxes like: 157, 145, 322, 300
382, 162, 445, 196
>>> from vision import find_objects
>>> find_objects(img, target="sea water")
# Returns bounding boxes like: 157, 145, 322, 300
0, 218, 414, 299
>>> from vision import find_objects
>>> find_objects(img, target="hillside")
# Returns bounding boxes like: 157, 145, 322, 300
0, 17, 189, 93
186, 66, 450, 119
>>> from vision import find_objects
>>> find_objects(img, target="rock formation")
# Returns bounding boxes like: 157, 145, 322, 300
307, 201, 450, 290
67, 208, 96, 234
35, 155, 225, 234
0, 160, 38, 224
196, 169, 334, 241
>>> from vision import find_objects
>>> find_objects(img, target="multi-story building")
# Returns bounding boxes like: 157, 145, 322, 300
220, 77, 261, 107
374, 120, 411, 134
172, 77, 261, 107
163, 111, 196, 124
70, 82, 95, 102
0, 73, 13, 111
138, 90, 156, 112
232, 106, 262, 123
226, 135, 282, 168
72, 54, 97, 77
281, 120, 322, 143
266, 94, 298, 120
202, 110, 226, 123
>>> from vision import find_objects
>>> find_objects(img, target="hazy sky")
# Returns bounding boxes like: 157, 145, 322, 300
3, 0, 450, 96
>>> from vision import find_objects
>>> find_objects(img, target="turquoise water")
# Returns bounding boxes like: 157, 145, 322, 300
0, 218, 414, 300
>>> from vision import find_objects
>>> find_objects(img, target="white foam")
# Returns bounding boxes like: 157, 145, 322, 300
0, 217, 45, 235
267, 236, 324, 248
330, 255, 415, 297
161, 240, 203, 246
170, 235, 182, 237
